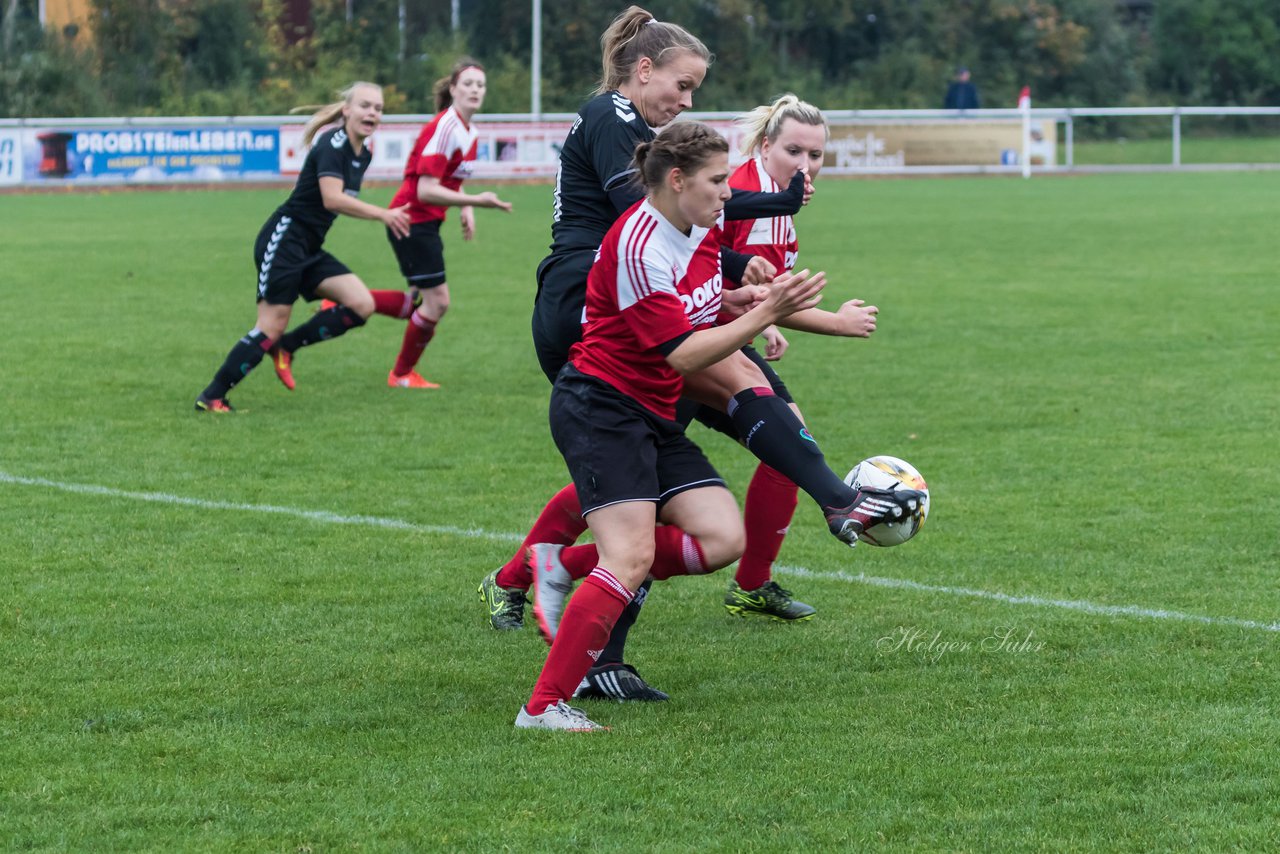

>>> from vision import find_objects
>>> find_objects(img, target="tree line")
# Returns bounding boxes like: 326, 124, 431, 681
2, 0, 1278, 120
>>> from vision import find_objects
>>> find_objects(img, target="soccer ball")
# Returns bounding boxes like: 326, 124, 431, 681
843, 455, 931, 547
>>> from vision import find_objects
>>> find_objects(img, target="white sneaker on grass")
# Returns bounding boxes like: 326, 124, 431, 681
515, 700, 607, 732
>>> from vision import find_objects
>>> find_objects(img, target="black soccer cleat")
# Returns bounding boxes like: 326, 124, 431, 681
573, 663, 669, 702
824, 486, 925, 547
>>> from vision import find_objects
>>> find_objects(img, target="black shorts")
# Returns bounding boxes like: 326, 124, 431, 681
531, 249, 595, 383
549, 365, 725, 515
387, 220, 446, 288
254, 215, 350, 305
675, 344, 795, 440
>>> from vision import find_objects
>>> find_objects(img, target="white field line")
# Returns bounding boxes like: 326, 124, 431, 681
6, 470, 1279, 633
0, 471, 523, 544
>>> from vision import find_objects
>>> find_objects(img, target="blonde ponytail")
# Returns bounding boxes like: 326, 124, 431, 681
294, 81, 383, 147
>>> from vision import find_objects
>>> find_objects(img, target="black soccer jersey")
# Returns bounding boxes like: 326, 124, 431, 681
549, 91, 652, 256
275, 127, 372, 244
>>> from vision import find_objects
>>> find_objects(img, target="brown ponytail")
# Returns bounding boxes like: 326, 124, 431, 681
433, 57, 485, 112
634, 121, 728, 190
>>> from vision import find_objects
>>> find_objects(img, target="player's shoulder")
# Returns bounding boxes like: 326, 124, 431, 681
618, 203, 681, 260
580, 91, 647, 133
316, 127, 348, 150
730, 159, 757, 184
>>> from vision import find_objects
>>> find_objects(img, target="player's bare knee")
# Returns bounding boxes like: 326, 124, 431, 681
348, 294, 375, 318
696, 524, 745, 571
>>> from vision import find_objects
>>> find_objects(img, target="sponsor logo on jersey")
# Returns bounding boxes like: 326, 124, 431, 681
681, 272, 723, 327
330, 130, 347, 149
784, 250, 799, 269
679, 272, 723, 314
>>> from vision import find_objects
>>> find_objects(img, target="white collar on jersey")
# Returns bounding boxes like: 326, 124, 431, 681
753, 155, 781, 192
639, 198, 711, 248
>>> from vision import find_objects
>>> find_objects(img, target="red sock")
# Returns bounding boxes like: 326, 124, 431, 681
527, 568, 632, 713
556, 544, 596, 580
392, 313, 437, 376
369, 290, 415, 319
649, 525, 708, 580
735, 464, 798, 590
555, 524, 706, 583
495, 483, 586, 589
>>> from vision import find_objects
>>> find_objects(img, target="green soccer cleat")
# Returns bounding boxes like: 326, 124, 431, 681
478, 568, 527, 630
724, 580, 816, 622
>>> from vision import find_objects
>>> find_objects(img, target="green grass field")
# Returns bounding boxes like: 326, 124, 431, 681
4, 171, 1280, 851
1062, 132, 1280, 165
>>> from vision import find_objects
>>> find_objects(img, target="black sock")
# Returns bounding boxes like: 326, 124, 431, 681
728, 388, 855, 509
277, 305, 366, 352
202, 329, 272, 400
598, 577, 653, 666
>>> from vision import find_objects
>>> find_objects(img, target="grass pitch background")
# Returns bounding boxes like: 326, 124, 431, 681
3, 172, 1279, 850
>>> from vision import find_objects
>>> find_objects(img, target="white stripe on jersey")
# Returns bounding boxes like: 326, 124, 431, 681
744, 156, 797, 248
421, 106, 477, 160
615, 201, 706, 311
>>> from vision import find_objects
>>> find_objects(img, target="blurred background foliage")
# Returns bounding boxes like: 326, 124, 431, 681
1, 0, 1278, 118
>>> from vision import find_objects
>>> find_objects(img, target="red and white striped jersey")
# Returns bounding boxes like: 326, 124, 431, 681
570, 199, 725, 419
390, 105, 478, 224
720, 157, 799, 275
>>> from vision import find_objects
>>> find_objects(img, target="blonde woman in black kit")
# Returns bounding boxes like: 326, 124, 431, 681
194, 82, 410, 412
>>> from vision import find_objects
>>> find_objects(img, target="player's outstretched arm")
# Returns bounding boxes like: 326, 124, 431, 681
777, 298, 879, 338
319, 176, 411, 237
416, 176, 513, 211
665, 269, 825, 375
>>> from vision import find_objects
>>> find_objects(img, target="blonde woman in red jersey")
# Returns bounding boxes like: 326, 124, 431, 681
514, 122, 828, 731
715, 93, 883, 620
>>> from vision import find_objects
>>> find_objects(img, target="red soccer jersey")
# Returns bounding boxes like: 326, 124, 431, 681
720, 157, 799, 274
390, 106, 478, 224
570, 200, 725, 420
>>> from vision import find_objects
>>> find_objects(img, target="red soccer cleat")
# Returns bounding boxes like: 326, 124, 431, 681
268, 347, 295, 391
387, 369, 440, 389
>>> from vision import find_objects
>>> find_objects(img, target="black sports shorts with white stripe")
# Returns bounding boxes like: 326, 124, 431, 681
549, 365, 725, 516
253, 214, 351, 306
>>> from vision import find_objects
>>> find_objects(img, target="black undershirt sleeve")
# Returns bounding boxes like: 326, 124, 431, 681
724, 170, 806, 221
720, 246, 754, 285
655, 330, 693, 357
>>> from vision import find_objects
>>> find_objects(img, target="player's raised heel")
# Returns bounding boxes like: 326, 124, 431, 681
268, 347, 295, 391
529, 543, 573, 644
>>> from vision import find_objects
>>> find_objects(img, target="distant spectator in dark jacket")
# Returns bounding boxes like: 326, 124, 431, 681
944, 67, 981, 110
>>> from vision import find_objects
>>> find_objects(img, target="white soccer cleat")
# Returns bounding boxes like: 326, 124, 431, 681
529, 543, 573, 645
515, 700, 607, 732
